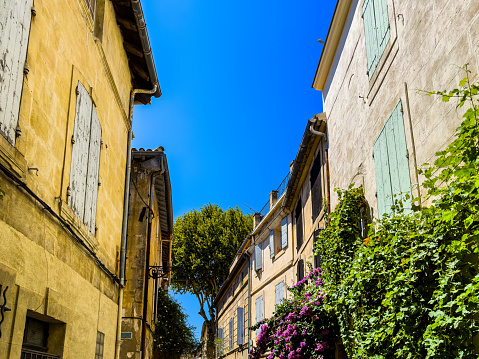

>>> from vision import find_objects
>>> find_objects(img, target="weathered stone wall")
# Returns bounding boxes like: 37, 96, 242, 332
322, 0, 479, 215
0, 0, 136, 357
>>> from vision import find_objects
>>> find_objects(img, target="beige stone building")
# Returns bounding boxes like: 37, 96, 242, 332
313, 0, 479, 217
120, 148, 173, 359
0, 0, 160, 358
214, 117, 328, 358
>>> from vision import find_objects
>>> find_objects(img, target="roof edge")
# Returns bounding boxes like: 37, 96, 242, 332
312, 0, 353, 91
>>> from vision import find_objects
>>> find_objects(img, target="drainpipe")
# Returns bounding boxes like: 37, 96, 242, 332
141, 155, 165, 359
247, 250, 252, 354
115, 85, 157, 359
309, 117, 325, 137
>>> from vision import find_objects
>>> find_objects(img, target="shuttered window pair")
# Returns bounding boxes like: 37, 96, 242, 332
275, 281, 285, 306
68, 82, 102, 234
363, 0, 390, 78
0, 0, 33, 145
373, 100, 412, 217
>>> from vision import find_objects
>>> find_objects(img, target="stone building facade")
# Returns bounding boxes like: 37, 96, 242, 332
0, 0, 160, 358
313, 0, 479, 216
120, 148, 173, 359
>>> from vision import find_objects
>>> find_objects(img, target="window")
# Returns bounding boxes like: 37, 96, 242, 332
310, 152, 323, 222
275, 281, 285, 306
363, 0, 390, 79
313, 229, 322, 269
373, 100, 412, 217
295, 198, 303, 252
254, 243, 262, 271
280, 217, 288, 249
229, 318, 233, 350
0, 0, 33, 146
23, 317, 48, 351
217, 327, 224, 355
255, 296, 263, 335
95, 331, 105, 359
269, 231, 275, 259
296, 259, 304, 283
68, 81, 102, 234
236, 307, 244, 345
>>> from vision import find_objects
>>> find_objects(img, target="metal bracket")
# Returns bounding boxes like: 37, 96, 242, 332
0, 286, 12, 339
148, 266, 187, 281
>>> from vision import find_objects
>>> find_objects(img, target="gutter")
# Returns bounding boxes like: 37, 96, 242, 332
131, 0, 161, 98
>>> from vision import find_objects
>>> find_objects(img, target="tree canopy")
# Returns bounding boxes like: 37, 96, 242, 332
171, 203, 253, 357
153, 289, 199, 359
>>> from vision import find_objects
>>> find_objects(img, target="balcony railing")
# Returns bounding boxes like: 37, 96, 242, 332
21, 348, 61, 359
259, 172, 290, 217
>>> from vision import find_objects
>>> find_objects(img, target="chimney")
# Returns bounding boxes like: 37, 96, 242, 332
253, 213, 263, 229
270, 190, 278, 209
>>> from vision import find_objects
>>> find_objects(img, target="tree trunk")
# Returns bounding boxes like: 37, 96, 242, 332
204, 319, 216, 359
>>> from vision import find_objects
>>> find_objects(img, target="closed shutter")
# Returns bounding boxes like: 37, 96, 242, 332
275, 281, 285, 305
310, 152, 323, 222
295, 198, 303, 252
229, 318, 233, 350
83, 105, 101, 233
373, 101, 412, 217
281, 217, 288, 249
69, 82, 93, 221
237, 307, 244, 345
218, 328, 223, 355
255, 295, 263, 336
69, 82, 102, 233
269, 231, 274, 258
0, 0, 33, 145
363, 0, 389, 78
254, 243, 262, 271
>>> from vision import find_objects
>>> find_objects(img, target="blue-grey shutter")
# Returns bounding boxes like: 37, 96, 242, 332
237, 307, 244, 345
373, 101, 412, 217
229, 318, 233, 350
218, 328, 223, 355
83, 105, 101, 233
69, 82, 93, 221
269, 231, 274, 258
254, 244, 262, 271
0, 0, 33, 145
255, 295, 263, 336
281, 217, 288, 249
275, 281, 285, 306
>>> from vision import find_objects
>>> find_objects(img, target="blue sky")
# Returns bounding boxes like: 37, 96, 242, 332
132, 0, 336, 339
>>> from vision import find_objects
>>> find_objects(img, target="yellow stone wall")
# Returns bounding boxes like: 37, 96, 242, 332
0, 0, 140, 357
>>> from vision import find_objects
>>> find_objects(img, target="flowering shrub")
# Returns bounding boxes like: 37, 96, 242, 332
250, 268, 339, 359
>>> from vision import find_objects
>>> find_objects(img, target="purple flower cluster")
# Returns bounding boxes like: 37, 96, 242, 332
250, 268, 336, 359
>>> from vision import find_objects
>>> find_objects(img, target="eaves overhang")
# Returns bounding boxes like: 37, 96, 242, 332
312, 0, 353, 91
111, 0, 162, 103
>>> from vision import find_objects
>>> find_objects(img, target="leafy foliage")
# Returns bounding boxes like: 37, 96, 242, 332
153, 289, 200, 359
316, 67, 479, 358
251, 268, 339, 359
171, 203, 253, 358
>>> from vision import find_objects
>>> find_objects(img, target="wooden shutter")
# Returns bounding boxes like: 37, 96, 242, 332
373, 101, 412, 217
310, 152, 323, 222
218, 328, 224, 355
83, 105, 101, 233
229, 318, 233, 349
0, 0, 33, 145
254, 244, 262, 271
313, 229, 322, 268
275, 281, 284, 305
297, 259, 304, 282
363, 0, 379, 78
374, 0, 390, 56
255, 296, 263, 323
69, 82, 93, 221
295, 198, 303, 251
237, 307, 244, 345
281, 217, 288, 249
269, 231, 274, 258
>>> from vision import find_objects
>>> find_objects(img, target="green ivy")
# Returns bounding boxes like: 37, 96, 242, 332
317, 66, 479, 358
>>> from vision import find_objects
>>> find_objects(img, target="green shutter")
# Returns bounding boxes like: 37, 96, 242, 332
373, 0, 390, 59
373, 100, 412, 217
363, 0, 390, 78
